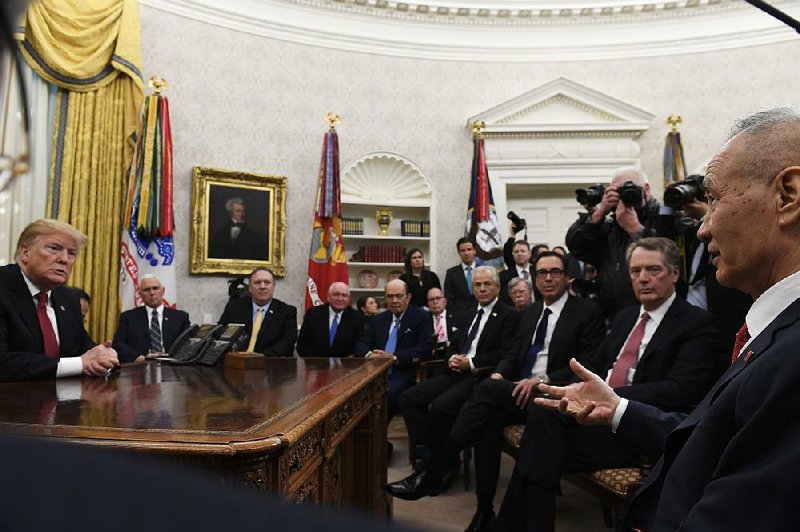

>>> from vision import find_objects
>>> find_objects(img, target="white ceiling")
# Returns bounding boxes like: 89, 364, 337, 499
141, 0, 800, 61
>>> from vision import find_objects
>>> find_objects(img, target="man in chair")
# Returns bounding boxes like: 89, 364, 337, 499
219, 267, 297, 356
113, 274, 191, 362
296, 282, 364, 357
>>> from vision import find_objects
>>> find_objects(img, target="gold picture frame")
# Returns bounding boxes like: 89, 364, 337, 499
190, 166, 287, 276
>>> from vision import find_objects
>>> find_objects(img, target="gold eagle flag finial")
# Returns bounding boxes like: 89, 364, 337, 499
666, 114, 683, 133
326, 112, 341, 130
472, 120, 486, 138
148, 75, 168, 94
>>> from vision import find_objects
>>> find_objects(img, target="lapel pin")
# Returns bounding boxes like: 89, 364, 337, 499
491, 312, 497, 317
59, 305, 65, 312
404, 328, 412, 333
744, 350, 754, 364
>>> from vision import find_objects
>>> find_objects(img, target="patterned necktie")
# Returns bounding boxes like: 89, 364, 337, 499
462, 308, 485, 354
247, 307, 264, 352
35, 292, 59, 358
149, 309, 163, 353
435, 314, 447, 343
608, 313, 650, 388
329, 313, 339, 348
731, 323, 751, 364
519, 308, 551, 379
384, 317, 400, 353
522, 270, 529, 280
465, 266, 473, 291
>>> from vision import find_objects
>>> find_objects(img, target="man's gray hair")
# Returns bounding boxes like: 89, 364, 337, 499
625, 237, 681, 271
727, 105, 800, 140
474, 265, 500, 286
225, 198, 245, 213
139, 274, 161, 285
611, 166, 649, 185
507, 276, 533, 295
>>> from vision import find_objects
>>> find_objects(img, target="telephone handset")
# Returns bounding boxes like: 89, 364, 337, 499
160, 323, 225, 364
195, 324, 248, 365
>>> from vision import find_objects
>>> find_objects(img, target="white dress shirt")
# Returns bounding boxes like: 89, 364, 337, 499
528, 290, 569, 379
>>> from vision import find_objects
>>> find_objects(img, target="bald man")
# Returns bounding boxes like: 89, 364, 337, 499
566, 166, 661, 318
296, 282, 364, 357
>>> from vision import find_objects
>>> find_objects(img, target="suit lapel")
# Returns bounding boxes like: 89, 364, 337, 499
637, 301, 679, 367
50, 290, 73, 355
11, 268, 42, 348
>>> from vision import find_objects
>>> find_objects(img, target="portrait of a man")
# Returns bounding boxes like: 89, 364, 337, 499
207, 187, 270, 261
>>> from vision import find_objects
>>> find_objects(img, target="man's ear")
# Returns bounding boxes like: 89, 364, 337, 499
775, 166, 800, 227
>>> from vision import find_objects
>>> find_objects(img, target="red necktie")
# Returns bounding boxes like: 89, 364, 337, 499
435, 315, 446, 343
731, 323, 750, 364
608, 312, 650, 388
35, 292, 59, 358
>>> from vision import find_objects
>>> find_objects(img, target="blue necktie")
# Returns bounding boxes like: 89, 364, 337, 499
462, 308, 484, 354
385, 317, 399, 353
519, 308, 551, 379
329, 313, 339, 348
465, 266, 473, 291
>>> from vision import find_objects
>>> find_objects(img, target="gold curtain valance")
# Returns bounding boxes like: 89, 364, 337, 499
14, 0, 143, 94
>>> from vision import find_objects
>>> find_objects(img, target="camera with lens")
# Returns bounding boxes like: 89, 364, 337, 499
574, 184, 605, 207
663, 174, 706, 210
507, 211, 526, 232
616, 181, 644, 208
571, 277, 603, 300
227, 277, 249, 299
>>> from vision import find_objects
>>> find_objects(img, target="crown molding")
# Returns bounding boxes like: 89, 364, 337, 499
140, 0, 800, 61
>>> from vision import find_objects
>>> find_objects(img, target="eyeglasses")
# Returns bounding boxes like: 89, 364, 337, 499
426, 296, 444, 303
0, 46, 31, 192
629, 266, 666, 278
535, 269, 565, 279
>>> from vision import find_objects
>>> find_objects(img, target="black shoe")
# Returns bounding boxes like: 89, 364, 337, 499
386, 470, 439, 501
465, 508, 495, 532
432, 461, 461, 495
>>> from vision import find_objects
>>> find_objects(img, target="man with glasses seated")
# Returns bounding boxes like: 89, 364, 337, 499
493, 237, 721, 531
387, 251, 606, 531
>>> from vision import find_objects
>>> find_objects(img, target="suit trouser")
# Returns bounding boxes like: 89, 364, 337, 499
399, 372, 476, 454
388, 372, 416, 422
494, 406, 642, 532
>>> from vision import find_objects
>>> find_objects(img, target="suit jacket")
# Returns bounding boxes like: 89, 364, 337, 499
619, 298, 800, 531
589, 297, 720, 412
494, 295, 605, 383
399, 271, 441, 308
447, 301, 520, 369
208, 222, 268, 261
443, 264, 476, 313
112, 306, 191, 362
296, 304, 364, 357
218, 297, 297, 357
354, 305, 434, 379
0, 264, 94, 382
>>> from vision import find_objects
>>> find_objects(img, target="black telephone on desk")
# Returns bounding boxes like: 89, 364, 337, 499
159, 323, 248, 365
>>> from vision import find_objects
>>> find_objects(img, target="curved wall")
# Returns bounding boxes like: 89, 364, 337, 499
139, 4, 800, 320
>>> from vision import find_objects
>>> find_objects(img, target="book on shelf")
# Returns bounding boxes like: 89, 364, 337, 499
342, 217, 363, 235
400, 219, 430, 238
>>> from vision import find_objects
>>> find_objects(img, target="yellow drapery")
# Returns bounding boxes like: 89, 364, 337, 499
16, 0, 144, 342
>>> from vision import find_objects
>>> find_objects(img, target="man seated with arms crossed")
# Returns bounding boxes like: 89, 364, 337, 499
399, 266, 520, 470
355, 279, 434, 421
0, 219, 118, 381
296, 282, 364, 357
493, 237, 721, 531
388, 251, 605, 532
112, 274, 190, 362
219, 267, 297, 356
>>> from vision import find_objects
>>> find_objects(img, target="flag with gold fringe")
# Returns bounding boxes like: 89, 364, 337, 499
465, 121, 503, 269
119, 77, 176, 311
663, 114, 689, 281
305, 114, 348, 311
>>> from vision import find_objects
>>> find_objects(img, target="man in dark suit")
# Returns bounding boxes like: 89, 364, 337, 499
507, 276, 534, 312
426, 287, 458, 357
112, 274, 191, 362
218, 267, 297, 357
444, 237, 478, 313
0, 219, 119, 382
208, 198, 268, 261
530, 107, 800, 532
499, 240, 533, 305
494, 237, 721, 531
355, 279, 434, 420
296, 282, 364, 357
399, 266, 520, 459
388, 252, 606, 531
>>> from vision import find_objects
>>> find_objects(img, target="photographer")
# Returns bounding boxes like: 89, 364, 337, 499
657, 175, 751, 360
566, 167, 660, 318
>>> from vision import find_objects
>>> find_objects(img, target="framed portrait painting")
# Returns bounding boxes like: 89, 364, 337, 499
190, 166, 287, 276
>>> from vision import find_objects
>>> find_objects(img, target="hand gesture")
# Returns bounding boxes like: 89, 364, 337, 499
81, 341, 119, 377
615, 202, 643, 236
533, 358, 621, 427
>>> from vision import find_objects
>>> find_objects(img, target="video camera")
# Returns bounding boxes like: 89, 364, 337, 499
574, 184, 605, 207
663, 174, 706, 209
507, 211, 526, 232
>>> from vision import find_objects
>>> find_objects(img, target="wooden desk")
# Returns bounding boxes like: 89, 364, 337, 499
0, 357, 391, 515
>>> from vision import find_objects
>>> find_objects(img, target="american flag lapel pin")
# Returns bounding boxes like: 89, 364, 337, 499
59, 305, 65, 312
744, 350, 754, 364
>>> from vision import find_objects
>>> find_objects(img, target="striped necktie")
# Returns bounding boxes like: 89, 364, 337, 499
149, 309, 163, 353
